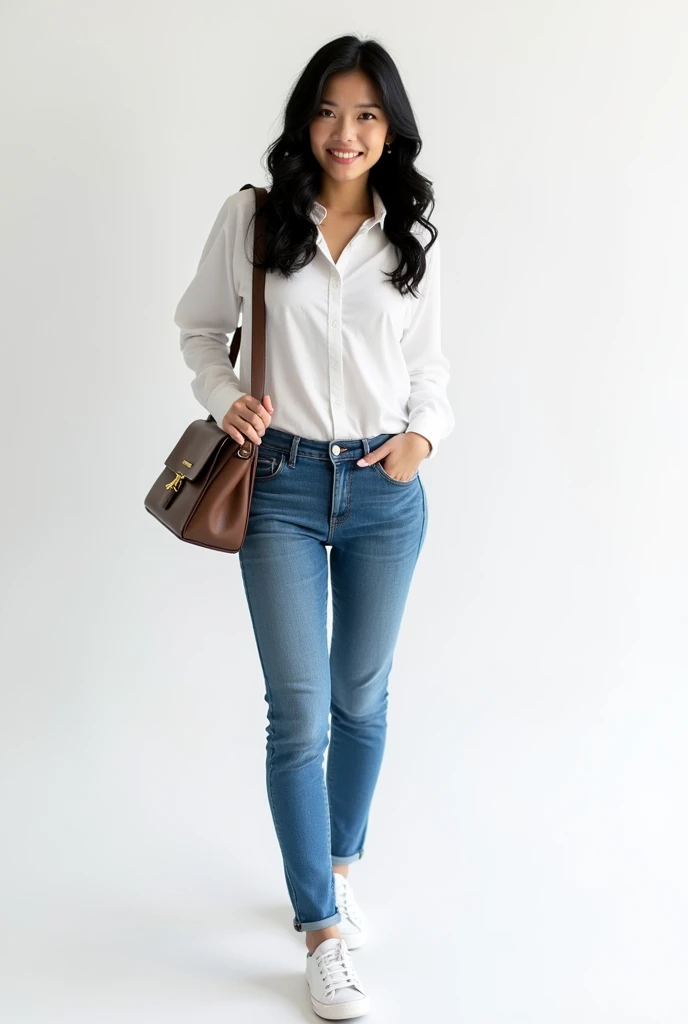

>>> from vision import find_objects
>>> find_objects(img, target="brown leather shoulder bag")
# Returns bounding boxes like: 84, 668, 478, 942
144, 183, 268, 553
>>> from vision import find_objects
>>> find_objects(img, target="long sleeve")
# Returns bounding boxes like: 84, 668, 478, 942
400, 235, 455, 460
173, 195, 247, 428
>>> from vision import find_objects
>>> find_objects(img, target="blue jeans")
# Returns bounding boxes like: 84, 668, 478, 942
237, 426, 428, 932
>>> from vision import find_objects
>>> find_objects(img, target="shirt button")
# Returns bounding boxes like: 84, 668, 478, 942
332, 444, 341, 455
331, 319, 338, 327
331, 280, 339, 288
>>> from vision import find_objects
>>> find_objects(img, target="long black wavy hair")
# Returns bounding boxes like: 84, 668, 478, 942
246, 35, 438, 298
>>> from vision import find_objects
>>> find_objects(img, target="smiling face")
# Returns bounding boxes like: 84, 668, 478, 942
309, 70, 394, 184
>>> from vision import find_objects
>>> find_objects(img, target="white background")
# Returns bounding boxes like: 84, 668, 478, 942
1, 2, 686, 1021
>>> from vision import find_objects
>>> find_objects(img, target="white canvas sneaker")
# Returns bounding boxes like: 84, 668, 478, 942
333, 872, 369, 949
305, 937, 371, 1019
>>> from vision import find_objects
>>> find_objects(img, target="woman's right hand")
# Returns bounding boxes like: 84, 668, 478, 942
221, 394, 274, 447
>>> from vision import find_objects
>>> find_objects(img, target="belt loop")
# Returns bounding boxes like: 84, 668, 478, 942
288, 435, 300, 467
362, 436, 371, 457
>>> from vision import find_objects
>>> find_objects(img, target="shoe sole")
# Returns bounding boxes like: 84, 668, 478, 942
309, 993, 372, 1019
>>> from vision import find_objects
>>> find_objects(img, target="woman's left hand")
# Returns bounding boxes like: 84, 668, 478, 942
356, 431, 431, 481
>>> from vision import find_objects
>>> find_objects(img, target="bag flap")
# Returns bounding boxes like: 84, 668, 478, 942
165, 418, 232, 482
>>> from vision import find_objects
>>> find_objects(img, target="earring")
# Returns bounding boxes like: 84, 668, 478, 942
385, 143, 392, 154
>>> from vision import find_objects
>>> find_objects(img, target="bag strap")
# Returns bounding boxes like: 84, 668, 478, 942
227, 184, 268, 401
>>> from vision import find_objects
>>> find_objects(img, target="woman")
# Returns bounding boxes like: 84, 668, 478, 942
174, 34, 455, 1020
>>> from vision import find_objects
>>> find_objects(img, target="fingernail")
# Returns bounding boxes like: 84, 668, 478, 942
357, 458, 367, 466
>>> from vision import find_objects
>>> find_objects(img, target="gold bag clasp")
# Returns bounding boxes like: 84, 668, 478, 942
165, 471, 185, 492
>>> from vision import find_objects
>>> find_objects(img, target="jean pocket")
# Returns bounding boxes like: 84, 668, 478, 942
255, 450, 286, 481
373, 460, 419, 486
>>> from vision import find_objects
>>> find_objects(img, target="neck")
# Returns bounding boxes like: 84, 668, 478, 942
316, 176, 374, 217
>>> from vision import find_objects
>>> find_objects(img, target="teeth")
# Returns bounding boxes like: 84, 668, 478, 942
330, 150, 360, 159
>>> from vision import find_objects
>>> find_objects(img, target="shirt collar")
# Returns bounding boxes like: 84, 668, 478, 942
310, 184, 387, 231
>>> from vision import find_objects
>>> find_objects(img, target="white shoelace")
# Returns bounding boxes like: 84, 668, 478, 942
335, 877, 363, 927
316, 941, 361, 997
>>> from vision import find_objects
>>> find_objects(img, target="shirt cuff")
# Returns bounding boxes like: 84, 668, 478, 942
405, 420, 439, 460
206, 382, 248, 430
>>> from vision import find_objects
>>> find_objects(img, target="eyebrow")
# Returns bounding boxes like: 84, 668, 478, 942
319, 100, 383, 109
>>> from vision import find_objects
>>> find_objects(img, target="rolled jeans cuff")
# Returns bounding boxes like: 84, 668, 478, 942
331, 849, 364, 865
293, 910, 342, 932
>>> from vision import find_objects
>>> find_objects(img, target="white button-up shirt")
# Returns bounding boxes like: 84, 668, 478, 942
174, 184, 454, 459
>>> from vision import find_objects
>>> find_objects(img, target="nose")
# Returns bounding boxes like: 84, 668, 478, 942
332, 115, 360, 142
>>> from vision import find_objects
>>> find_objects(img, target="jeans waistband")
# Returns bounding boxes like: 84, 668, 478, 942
259, 426, 397, 463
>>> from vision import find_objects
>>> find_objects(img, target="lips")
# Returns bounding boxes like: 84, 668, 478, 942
327, 149, 364, 164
